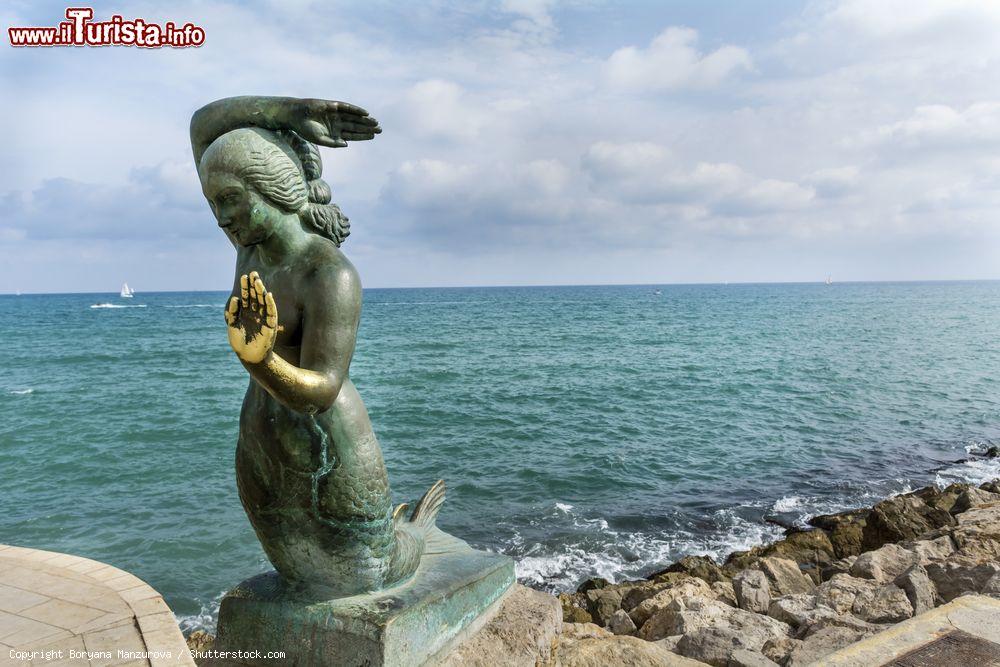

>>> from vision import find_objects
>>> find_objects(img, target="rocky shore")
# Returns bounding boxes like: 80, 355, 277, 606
552, 478, 1000, 666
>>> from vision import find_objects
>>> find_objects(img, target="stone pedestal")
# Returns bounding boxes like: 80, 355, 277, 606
211, 530, 515, 666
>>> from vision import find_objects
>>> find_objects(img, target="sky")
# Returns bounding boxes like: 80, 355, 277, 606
2, 0, 1000, 292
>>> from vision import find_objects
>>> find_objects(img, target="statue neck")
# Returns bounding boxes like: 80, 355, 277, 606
256, 216, 309, 264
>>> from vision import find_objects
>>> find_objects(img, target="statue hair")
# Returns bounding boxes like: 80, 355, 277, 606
203, 127, 351, 246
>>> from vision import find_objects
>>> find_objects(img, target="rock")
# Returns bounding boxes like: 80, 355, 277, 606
854, 584, 913, 623
949, 501, 1000, 561
983, 572, 1000, 597
733, 569, 771, 614
762, 636, 802, 664
621, 581, 671, 612
760, 530, 837, 579
640, 595, 792, 649
712, 581, 737, 607
576, 577, 610, 594
560, 622, 611, 641
849, 543, 918, 583
728, 648, 779, 667
894, 564, 936, 614
808, 509, 869, 559
440, 584, 561, 667
607, 609, 636, 636
814, 574, 879, 615
797, 613, 883, 639
862, 494, 955, 551
654, 634, 684, 653
911, 483, 970, 513
557, 635, 704, 667
982, 479, 1000, 494
559, 593, 593, 624
950, 487, 1000, 515
766, 594, 833, 629
628, 577, 716, 627
820, 556, 857, 581
925, 556, 1000, 602
904, 535, 955, 565
185, 630, 214, 653
758, 557, 815, 596
650, 554, 730, 584
650, 571, 698, 586
784, 625, 872, 666
584, 587, 623, 627
676, 627, 748, 666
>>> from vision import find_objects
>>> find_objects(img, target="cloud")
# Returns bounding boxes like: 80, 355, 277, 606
873, 103, 1000, 151
603, 27, 752, 92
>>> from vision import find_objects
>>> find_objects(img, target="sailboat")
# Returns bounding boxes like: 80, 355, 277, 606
825, 276, 832, 285
120, 283, 134, 298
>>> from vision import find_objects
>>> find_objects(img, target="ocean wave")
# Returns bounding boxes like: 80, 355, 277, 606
8, 388, 33, 395
934, 457, 1000, 487
176, 590, 227, 635
90, 303, 147, 309
164, 304, 223, 308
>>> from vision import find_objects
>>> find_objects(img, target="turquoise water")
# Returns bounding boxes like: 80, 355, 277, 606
2, 282, 1000, 631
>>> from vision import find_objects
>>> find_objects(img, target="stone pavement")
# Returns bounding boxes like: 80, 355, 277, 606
0, 544, 193, 667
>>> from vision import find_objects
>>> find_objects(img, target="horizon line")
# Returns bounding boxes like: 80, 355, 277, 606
3, 277, 1000, 296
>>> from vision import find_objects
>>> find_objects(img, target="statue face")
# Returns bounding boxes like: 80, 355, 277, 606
202, 170, 282, 247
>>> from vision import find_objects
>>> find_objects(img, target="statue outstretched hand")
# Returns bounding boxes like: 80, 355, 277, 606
225, 271, 277, 364
290, 99, 381, 148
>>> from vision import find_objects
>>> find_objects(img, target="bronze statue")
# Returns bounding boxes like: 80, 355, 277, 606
190, 97, 445, 596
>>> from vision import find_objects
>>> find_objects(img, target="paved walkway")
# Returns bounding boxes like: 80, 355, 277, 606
0, 545, 193, 667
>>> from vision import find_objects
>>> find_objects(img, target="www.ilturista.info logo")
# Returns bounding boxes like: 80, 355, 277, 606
8, 7, 205, 48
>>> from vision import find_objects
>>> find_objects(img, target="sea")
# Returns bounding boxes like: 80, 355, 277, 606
2, 282, 1000, 633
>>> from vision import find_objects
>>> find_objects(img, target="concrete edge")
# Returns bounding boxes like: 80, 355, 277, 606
823, 594, 1000, 666
0, 543, 194, 665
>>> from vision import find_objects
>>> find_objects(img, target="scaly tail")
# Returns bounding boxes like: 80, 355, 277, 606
409, 479, 446, 530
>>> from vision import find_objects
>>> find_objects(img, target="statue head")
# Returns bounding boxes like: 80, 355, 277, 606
199, 127, 350, 247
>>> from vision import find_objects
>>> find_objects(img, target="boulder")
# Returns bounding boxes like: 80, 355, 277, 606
910, 483, 970, 514
950, 487, 1000, 515
903, 535, 955, 565
650, 554, 730, 584
758, 557, 815, 596
628, 577, 716, 627
440, 584, 561, 667
762, 636, 802, 665
676, 627, 750, 666
766, 594, 833, 629
559, 593, 593, 624
814, 574, 879, 615
584, 587, 623, 627
784, 625, 873, 666
861, 494, 955, 551
712, 581, 737, 608
607, 609, 636, 636
733, 569, 771, 614
820, 556, 857, 581
982, 479, 1000, 494
808, 509, 869, 559
576, 577, 610, 594
561, 622, 611, 641
797, 612, 884, 640
925, 556, 1000, 602
557, 635, 704, 667
854, 584, 913, 623
621, 581, 672, 612
849, 543, 918, 583
949, 501, 1000, 561
185, 630, 214, 653
894, 564, 936, 614
727, 648, 779, 667
983, 572, 1000, 597
760, 530, 836, 577
639, 595, 792, 648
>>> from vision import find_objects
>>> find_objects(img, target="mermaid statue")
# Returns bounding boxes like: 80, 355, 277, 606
190, 97, 445, 596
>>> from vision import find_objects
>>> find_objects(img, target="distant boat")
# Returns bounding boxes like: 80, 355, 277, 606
825, 276, 832, 285
120, 283, 134, 298
653, 289, 662, 296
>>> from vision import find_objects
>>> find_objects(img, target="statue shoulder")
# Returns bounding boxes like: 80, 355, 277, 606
302, 237, 361, 298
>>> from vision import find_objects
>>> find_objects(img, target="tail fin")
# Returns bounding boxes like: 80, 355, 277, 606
409, 479, 446, 529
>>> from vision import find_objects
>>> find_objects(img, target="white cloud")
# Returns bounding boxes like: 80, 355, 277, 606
603, 27, 752, 92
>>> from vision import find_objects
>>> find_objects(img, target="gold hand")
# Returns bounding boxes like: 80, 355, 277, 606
225, 271, 278, 365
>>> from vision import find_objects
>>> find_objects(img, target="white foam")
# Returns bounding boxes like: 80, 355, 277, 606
935, 457, 1000, 487
90, 303, 147, 309
176, 590, 227, 635
555, 503, 574, 513
8, 388, 33, 395
771, 496, 802, 513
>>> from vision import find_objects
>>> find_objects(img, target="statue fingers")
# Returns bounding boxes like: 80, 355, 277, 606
240, 274, 249, 308
341, 131, 378, 141
254, 277, 266, 309
265, 292, 278, 329
224, 296, 239, 325
247, 272, 259, 309
325, 100, 370, 117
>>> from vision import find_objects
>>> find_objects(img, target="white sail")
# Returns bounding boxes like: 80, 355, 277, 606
120, 283, 134, 298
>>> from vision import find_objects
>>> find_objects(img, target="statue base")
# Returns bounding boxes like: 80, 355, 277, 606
210, 530, 515, 667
